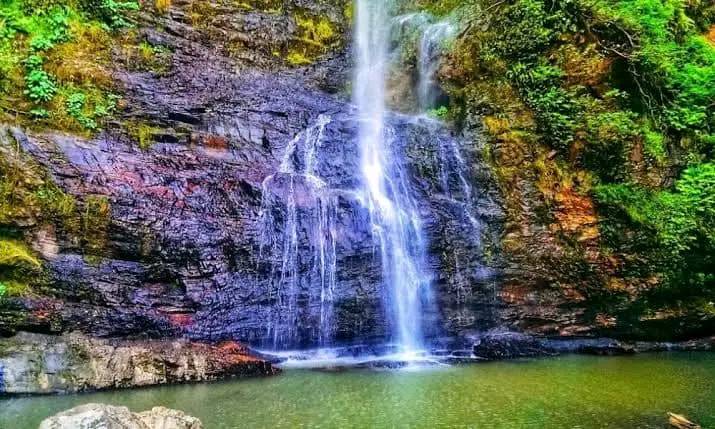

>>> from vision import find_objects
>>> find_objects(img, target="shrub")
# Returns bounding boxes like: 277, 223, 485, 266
595, 163, 715, 289
24, 68, 56, 101
1, 0, 131, 130
78, 0, 139, 29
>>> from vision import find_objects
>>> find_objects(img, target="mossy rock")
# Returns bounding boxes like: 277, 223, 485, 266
0, 240, 41, 271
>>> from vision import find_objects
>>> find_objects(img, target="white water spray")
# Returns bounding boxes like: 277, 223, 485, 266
259, 115, 338, 348
418, 21, 456, 111
355, 0, 432, 353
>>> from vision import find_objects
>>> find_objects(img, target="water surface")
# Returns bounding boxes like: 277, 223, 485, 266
1, 353, 713, 428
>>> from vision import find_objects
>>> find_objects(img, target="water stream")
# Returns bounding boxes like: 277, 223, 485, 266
259, 3, 478, 355
418, 21, 456, 111
259, 115, 338, 348
355, 0, 433, 353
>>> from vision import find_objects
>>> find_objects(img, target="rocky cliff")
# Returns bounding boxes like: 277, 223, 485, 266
1, 0, 509, 350
0, 0, 712, 368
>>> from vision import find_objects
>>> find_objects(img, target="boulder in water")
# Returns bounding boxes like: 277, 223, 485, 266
38, 404, 203, 429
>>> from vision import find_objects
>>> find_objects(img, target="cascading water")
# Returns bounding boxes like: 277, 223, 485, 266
394, 12, 479, 236
259, 115, 338, 348
259, 3, 485, 361
418, 21, 456, 111
355, 0, 432, 353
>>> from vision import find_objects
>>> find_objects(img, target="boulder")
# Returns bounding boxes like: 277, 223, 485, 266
38, 404, 202, 429
137, 407, 204, 429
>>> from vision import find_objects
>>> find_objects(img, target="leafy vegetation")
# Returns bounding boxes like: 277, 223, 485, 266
0, 239, 41, 298
0, 0, 137, 132
428, 105, 449, 119
596, 163, 714, 292
408, 0, 714, 319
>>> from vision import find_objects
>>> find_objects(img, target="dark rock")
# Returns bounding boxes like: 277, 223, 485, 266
472, 333, 715, 360
473, 332, 555, 360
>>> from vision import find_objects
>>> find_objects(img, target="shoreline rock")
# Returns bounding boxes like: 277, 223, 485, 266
471, 332, 715, 360
39, 403, 203, 429
0, 332, 278, 396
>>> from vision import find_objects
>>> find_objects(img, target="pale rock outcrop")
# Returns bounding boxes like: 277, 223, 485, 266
0, 332, 277, 395
38, 403, 203, 429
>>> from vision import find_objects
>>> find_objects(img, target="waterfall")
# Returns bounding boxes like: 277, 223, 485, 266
418, 21, 455, 111
257, 3, 480, 355
259, 115, 338, 349
391, 12, 478, 236
355, 0, 432, 353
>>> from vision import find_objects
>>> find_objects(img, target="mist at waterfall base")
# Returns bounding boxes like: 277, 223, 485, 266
257, 1, 474, 366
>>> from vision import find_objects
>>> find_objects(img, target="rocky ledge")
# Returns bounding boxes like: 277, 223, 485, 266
39, 403, 203, 429
0, 332, 277, 395
471, 332, 715, 360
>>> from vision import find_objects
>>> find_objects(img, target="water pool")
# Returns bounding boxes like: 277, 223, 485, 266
1, 352, 713, 428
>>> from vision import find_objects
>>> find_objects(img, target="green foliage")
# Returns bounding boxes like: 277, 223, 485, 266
460, 0, 714, 169
77, 0, 139, 29
0, 240, 41, 299
483, 0, 563, 62
285, 11, 342, 66
428, 105, 449, 119
0, 239, 41, 270
592, 0, 715, 136
595, 163, 715, 290
64, 90, 117, 130
414, 0, 714, 311
128, 41, 172, 73
0, 0, 135, 131
24, 68, 56, 101
582, 110, 640, 181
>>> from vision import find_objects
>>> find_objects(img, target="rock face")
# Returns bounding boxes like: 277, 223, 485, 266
39, 404, 203, 429
0, 332, 276, 395
0, 0, 707, 357
0, 0, 506, 350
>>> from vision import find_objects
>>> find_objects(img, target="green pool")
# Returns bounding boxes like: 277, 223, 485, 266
1, 353, 713, 428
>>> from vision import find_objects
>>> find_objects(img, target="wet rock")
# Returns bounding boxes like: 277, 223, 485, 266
38, 404, 203, 429
1, 0, 507, 349
473, 332, 554, 360
6, 93, 504, 349
542, 337, 637, 355
0, 332, 277, 395
471, 333, 715, 360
